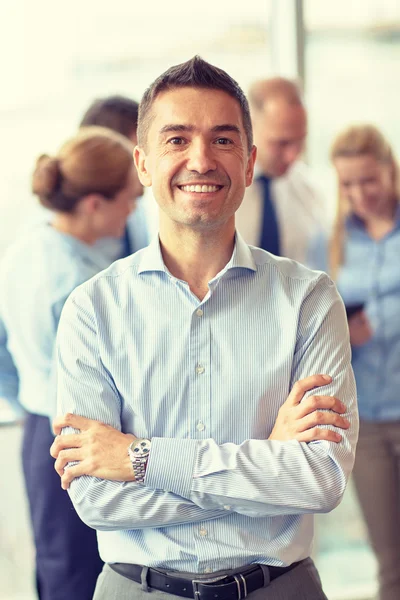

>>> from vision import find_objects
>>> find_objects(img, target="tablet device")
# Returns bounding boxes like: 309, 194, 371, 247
345, 303, 365, 319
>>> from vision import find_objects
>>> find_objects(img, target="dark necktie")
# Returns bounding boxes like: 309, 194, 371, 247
121, 226, 132, 258
258, 175, 280, 256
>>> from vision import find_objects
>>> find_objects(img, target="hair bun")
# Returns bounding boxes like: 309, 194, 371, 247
31, 154, 61, 200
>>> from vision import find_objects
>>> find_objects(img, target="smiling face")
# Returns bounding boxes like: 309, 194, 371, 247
333, 154, 395, 221
134, 86, 256, 235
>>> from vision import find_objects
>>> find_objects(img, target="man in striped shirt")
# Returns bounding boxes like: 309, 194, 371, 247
51, 56, 358, 600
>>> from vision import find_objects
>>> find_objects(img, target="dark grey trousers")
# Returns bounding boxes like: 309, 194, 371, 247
93, 559, 328, 600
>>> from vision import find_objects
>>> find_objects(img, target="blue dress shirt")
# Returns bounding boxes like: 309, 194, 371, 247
0, 223, 111, 418
56, 233, 358, 572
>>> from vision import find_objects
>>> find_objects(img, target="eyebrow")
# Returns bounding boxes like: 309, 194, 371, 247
211, 124, 241, 136
159, 124, 194, 135
159, 124, 241, 136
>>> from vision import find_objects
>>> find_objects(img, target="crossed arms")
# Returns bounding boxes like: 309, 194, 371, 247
50, 276, 358, 530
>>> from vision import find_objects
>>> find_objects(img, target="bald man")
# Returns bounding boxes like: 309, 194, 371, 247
235, 78, 328, 265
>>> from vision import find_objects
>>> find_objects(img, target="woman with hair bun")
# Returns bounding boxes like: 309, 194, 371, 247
310, 124, 400, 600
0, 126, 142, 600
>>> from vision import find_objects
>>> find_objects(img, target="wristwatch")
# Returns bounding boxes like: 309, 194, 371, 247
128, 438, 151, 484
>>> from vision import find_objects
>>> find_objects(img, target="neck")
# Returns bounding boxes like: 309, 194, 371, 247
159, 221, 236, 300
51, 214, 96, 245
363, 199, 398, 240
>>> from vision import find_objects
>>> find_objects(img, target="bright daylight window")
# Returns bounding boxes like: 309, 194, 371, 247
0, 0, 272, 257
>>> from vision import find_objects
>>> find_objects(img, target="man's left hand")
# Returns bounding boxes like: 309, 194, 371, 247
50, 413, 136, 489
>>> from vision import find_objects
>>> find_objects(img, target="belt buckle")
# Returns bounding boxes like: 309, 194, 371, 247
192, 573, 247, 600
191, 575, 227, 600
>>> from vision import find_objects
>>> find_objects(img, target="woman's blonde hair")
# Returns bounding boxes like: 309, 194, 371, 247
32, 126, 133, 213
329, 124, 399, 278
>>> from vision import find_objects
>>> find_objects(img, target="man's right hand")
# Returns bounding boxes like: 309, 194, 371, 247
268, 374, 349, 443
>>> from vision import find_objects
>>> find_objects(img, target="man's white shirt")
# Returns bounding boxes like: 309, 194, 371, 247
235, 161, 329, 265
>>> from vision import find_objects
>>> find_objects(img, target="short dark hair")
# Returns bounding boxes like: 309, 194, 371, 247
79, 95, 139, 140
137, 56, 253, 153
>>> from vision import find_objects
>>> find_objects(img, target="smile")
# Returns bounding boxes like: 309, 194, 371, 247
179, 184, 222, 193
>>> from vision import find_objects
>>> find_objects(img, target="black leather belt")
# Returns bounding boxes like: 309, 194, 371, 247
109, 561, 301, 599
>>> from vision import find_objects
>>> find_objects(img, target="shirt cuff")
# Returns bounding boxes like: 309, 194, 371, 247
145, 437, 198, 499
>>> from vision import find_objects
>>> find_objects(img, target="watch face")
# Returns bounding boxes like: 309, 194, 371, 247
131, 439, 151, 458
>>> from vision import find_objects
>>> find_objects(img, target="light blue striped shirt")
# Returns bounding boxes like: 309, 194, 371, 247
0, 223, 111, 418
309, 210, 400, 422
57, 233, 358, 572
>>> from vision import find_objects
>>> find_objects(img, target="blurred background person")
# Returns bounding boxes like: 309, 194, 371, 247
80, 95, 149, 260
310, 124, 400, 600
0, 126, 141, 600
236, 77, 328, 264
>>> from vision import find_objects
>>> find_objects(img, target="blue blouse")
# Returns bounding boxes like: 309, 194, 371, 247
309, 209, 400, 421
0, 223, 111, 418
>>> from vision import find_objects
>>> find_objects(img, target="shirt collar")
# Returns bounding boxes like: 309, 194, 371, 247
137, 231, 256, 276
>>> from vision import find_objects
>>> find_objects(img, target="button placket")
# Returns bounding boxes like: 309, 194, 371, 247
193, 519, 216, 572
189, 301, 211, 441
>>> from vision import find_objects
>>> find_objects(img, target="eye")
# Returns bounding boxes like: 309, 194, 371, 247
214, 137, 232, 145
168, 137, 185, 145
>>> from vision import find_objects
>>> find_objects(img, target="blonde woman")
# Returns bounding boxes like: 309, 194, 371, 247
311, 124, 400, 600
0, 127, 142, 600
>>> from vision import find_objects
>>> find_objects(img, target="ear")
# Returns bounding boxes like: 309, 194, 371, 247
245, 145, 257, 187
134, 146, 152, 188
79, 193, 103, 214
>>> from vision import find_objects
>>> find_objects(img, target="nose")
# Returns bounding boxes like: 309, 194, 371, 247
135, 181, 144, 199
186, 139, 217, 174
350, 184, 367, 204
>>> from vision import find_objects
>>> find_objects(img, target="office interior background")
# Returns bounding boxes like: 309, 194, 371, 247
1, 0, 400, 598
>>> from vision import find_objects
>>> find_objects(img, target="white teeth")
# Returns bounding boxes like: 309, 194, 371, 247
180, 185, 219, 193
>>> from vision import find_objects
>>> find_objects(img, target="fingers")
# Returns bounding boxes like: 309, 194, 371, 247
52, 413, 96, 435
296, 395, 346, 419
54, 448, 82, 476
60, 464, 86, 490
298, 409, 350, 433
50, 434, 82, 458
295, 428, 343, 444
285, 374, 332, 407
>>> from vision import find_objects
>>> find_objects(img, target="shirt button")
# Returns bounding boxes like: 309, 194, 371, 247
204, 567, 212, 574
223, 505, 231, 510
196, 365, 205, 375
197, 421, 205, 432
196, 308, 203, 317
199, 528, 208, 536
